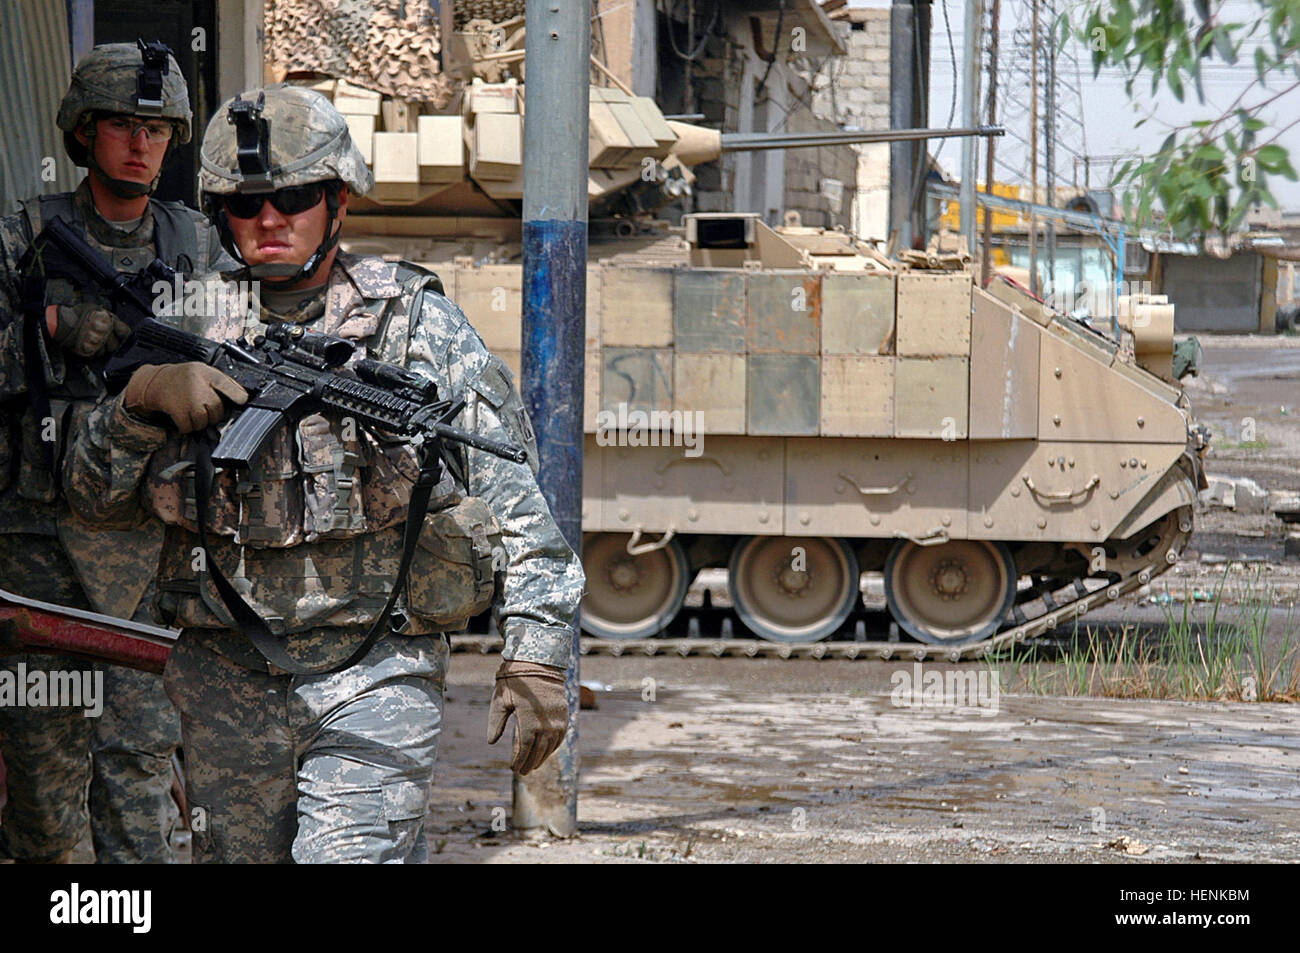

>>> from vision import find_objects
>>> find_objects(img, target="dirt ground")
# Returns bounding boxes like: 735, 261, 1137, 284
429, 656, 1300, 863
428, 337, 1300, 864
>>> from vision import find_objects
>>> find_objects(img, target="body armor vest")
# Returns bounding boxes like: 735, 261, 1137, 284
144, 260, 501, 639
11, 190, 205, 504
3, 189, 207, 618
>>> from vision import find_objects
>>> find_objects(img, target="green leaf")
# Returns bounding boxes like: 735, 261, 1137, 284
1257, 144, 1288, 165
1255, 46, 1270, 79
1169, 68, 1185, 99
1191, 143, 1225, 163
1212, 26, 1238, 64
1226, 196, 1253, 232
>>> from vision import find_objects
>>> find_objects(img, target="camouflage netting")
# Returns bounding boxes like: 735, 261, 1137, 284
454, 0, 525, 27
265, 0, 453, 103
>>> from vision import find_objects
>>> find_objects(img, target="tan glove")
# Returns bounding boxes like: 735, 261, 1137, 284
51, 304, 131, 359
123, 362, 249, 434
487, 659, 568, 775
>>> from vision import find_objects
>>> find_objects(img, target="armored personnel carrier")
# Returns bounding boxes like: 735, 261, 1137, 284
269, 10, 1206, 658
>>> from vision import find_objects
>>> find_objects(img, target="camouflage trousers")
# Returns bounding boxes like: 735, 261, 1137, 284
0, 535, 182, 864
164, 630, 448, 864
0, 655, 182, 863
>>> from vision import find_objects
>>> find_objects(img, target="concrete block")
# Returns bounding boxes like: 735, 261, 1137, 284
371, 131, 420, 202
466, 81, 519, 114
334, 79, 380, 115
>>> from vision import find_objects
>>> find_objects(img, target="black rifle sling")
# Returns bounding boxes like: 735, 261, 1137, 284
192, 436, 443, 676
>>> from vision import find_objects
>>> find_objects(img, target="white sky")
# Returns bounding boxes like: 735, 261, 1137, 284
846, 0, 1300, 211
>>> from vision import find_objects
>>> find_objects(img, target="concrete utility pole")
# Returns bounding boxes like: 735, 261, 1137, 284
515, 0, 590, 836
982, 0, 999, 285
889, 0, 916, 252
958, 0, 982, 252
1029, 0, 1039, 294
1044, 0, 1057, 294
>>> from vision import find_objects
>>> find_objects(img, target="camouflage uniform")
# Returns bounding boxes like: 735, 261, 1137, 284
67, 248, 584, 862
0, 43, 227, 863
67, 84, 582, 863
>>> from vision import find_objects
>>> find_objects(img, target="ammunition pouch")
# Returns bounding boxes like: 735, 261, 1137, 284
407, 496, 501, 629
145, 413, 420, 547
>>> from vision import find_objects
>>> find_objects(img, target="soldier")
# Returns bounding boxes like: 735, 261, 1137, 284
64, 84, 585, 863
0, 41, 232, 863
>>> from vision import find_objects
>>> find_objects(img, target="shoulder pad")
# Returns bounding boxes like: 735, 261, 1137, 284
395, 260, 446, 297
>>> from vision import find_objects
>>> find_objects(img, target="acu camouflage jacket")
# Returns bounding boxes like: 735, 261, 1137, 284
64, 251, 584, 670
0, 181, 229, 619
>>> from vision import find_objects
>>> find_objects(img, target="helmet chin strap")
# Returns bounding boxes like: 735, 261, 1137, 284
85, 129, 161, 198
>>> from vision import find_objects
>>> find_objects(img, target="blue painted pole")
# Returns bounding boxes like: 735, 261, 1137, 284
513, 0, 589, 835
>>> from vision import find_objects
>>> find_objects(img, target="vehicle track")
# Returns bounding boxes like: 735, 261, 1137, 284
452, 506, 1195, 662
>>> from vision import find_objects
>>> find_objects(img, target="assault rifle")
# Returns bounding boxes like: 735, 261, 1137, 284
101, 318, 526, 676
103, 318, 526, 469
20, 214, 177, 330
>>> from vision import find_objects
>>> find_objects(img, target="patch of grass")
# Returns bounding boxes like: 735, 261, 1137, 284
987, 566, 1300, 702
1212, 436, 1269, 451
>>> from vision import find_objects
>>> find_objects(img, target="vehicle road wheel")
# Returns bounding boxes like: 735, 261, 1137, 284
728, 536, 860, 643
884, 539, 1017, 646
580, 532, 691, 639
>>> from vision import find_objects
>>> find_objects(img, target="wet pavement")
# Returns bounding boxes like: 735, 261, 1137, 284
428, 654, 1300, 862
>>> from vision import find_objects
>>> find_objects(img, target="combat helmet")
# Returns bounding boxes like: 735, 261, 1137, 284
57, 39, 191, 197
199, 84, 373, 285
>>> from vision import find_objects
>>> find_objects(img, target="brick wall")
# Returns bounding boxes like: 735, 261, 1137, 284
780, 93, 858, 229
811, 10, 893, 240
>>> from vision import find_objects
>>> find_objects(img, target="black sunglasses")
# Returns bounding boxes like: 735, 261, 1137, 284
222, 183, 326, 219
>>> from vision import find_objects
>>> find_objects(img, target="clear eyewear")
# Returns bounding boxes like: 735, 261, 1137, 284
103, 116, 175, 143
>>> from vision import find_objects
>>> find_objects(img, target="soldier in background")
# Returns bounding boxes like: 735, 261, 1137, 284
0, 41, 230, 863
64, 85, 585, 863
